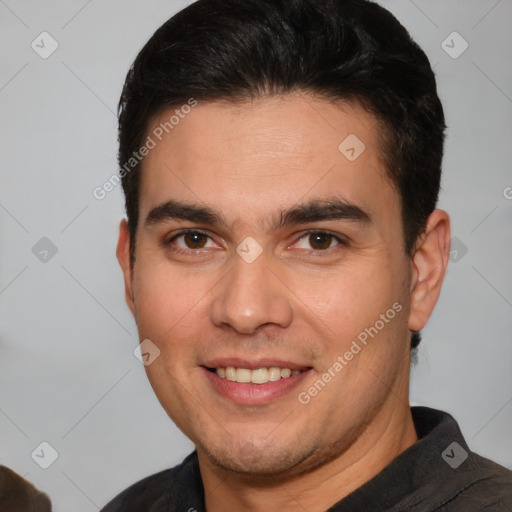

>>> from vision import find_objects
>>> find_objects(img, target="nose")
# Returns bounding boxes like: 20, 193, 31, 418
210, 252, 293, 334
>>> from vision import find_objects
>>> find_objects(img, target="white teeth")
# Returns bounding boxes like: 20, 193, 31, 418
225, 367, 236, 381
268, 367, 282, 381
251, 368, 269, 384
214, 366, 304, 384
236, 368, 251, 383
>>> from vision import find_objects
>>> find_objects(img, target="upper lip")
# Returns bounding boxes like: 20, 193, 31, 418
202, 358, 311, 371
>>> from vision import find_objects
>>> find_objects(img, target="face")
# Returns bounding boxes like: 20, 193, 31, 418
117, 93, 440, 479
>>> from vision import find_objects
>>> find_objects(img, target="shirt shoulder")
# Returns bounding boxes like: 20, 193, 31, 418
435, 453, 512, 511
100, 452, 204, 512
407, 408, 512, 511
328, 407, 512, 512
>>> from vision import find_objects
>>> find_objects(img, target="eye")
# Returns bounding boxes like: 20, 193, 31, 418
294, 230, 345, 251
167, 230, 215, 250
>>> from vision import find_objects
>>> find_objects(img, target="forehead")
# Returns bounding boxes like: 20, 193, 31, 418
138, 93, 398, 229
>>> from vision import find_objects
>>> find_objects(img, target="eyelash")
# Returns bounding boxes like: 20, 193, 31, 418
165, 229, 348, 255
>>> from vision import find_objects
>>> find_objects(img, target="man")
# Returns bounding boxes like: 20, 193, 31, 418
102, 0, 512, 510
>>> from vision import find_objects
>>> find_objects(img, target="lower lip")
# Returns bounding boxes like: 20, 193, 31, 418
202, 367, 311, 405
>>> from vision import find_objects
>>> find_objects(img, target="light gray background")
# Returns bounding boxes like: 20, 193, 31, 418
0, 1, 511, 510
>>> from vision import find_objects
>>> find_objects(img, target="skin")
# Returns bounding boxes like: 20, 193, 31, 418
117, 92, 451, 511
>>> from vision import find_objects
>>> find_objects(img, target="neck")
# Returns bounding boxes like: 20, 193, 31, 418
198, 402, 418, 512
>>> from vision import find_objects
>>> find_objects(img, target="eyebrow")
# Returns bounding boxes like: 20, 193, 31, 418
144, 198, 371, 230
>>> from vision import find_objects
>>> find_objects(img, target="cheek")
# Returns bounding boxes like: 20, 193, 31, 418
294, 261, 400, 342
131, 259, 211, 342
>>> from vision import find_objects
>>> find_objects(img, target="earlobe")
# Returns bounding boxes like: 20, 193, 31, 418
116, 219, 136, 316
408, 210, 451, 332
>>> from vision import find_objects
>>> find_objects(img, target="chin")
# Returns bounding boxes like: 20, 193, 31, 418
197, 435, 324, 480
204, 439, 295, 471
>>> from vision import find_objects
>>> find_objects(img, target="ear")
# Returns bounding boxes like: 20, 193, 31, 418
408, 210, 451, 332
116, 219, 136, 316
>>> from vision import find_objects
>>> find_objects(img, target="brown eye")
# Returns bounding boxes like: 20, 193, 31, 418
308, 232, 334, 250
182, 232, 208, 249
294, 231, 345, 252
167, 230, 214, 251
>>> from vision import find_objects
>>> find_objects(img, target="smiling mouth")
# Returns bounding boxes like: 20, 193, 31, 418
206, 366, 309, 384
